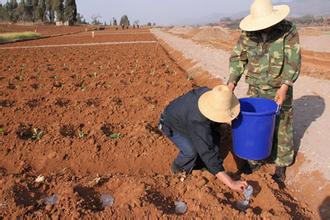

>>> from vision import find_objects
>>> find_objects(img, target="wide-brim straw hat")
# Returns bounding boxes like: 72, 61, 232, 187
198, 85, 240, 123
240, 0, 290, 32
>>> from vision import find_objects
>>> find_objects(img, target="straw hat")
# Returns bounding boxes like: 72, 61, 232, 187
198, 85, 240, 123
240, 0, 290, 32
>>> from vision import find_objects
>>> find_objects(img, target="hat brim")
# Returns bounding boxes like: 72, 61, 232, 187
240, 5, 290, 32
198, 92, 240, 123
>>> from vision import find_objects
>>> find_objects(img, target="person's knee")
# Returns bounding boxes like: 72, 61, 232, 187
181, 149, 197, 158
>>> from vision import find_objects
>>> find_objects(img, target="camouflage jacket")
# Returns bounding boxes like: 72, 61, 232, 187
228, 20, 301, 89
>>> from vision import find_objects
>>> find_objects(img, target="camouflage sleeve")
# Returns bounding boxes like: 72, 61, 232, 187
281, 25, 301, 86
228, 31, 248, 85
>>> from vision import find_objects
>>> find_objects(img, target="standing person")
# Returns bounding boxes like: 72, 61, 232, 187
227, 0, 301, 186
159, 85, 247, 192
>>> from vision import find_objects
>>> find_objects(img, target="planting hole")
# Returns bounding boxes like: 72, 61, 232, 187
0, 99, 15, 108
16, 124, 33, 140
86, 98, 100, 107
112, 97, 122, 106
31, 83, 40, 89
55, 98, 70, 107
101, 123, 114, 137
60, 124, 76, 138
145, 188, 175, 215
26, 99, 40, 108
74, 186, 103, 212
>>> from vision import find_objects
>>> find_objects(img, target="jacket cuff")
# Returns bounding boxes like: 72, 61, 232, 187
228, 75, 239, 85
281, 80, 293, 87
208, 165, 225, 175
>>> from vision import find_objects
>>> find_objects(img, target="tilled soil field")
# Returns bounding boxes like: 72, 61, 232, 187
0, 29, 313, 218
0, 24, 93, 36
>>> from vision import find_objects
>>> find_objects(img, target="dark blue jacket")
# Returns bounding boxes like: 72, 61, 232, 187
163, 87, 224, 175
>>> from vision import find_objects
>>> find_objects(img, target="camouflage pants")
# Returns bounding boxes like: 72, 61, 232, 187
247, 85, 294, 167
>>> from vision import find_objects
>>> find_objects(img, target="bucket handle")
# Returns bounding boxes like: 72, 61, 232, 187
276, 105, 281, 115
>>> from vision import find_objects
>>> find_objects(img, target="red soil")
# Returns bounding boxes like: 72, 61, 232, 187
0, 23, 93, 36
0, 28, 314, 218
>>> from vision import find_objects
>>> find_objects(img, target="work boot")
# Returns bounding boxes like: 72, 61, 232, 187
248, 161, 263, 173
272, 166, 286, 189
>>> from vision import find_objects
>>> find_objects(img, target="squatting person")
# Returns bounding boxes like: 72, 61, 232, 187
227, 0, 301, 185
158, 85, 247, 192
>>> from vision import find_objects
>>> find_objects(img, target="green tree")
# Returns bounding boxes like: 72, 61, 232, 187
112, 17, 117, 26
76, 12, 85, 24
31, 0, 38, 21
7, 0, 19, 22
63, 0, 76, 24
36, 0, 46, 22
45, 0, 54, 22
53, 0, 63, 22
0, 3, 10, 21
11, 0, 18, 9
16, 0, 25, 21
91, 15, 101, 25
24, 0, 34, 21
120, 15, 129, 27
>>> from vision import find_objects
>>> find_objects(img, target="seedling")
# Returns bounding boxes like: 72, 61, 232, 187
187, 75, 194, 81
63, 63, 69, 70
76, 80, 86, 91
89, 72, 97, 78
0, 128, 4, 135
109, 133, 122, 139
165, 64, 171, 74
53, 81, 64, 88
104, 83, 111, 89
35, 72, 41, 80
7, 79, 16, 90
32, 128, 44, 141
78, 130, 86, 139
15, 71, 24, 81
150, 69, 155, 76
50, 75, 59, 80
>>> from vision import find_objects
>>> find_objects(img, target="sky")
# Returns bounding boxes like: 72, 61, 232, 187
0, 0, 301, 26
76, 0, 254, 25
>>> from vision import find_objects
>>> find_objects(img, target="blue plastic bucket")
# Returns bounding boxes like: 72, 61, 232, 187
232, 98, 280, 160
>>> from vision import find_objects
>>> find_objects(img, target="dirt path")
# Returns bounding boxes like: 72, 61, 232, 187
300, 35, 330, 52
151, 28, 330, 219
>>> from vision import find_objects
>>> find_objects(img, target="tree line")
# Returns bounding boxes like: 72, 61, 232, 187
0, 0, 80, 24
220, 15, 330, 29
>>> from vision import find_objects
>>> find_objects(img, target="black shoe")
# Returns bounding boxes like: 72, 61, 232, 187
238, 161, 262, 174
249, 161, 263, 172
272, 166, 286, 189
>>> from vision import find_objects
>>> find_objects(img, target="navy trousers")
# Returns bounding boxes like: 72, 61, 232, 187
168, 131, 198, 172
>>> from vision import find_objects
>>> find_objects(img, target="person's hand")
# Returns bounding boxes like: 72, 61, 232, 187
216, 171, 248, 192
227, 83, 236, 92
275, 84, 289, 106
228, 180, 248, 192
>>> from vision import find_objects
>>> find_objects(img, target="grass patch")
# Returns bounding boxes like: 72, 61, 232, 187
0, 32, 41, 43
